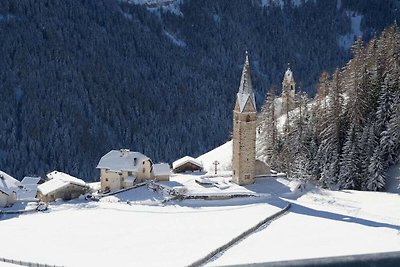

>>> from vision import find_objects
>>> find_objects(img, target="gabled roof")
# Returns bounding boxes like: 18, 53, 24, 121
0, 171, 21, 195
38, 171, 87, 196
172, 156, 203, 170
236, 51, 256, 112
153, 163, 171, 176
96, 149, 151, 172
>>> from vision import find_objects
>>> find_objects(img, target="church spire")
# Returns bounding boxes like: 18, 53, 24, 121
236, 51, 256, 113
238, 50, 253, 95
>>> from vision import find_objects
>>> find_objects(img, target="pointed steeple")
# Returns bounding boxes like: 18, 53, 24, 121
236, 51, 256, 112
238, 50, 253, 94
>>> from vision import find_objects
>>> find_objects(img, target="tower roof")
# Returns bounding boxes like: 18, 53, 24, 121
237, 51, 256, 112
282, 66, 295, 85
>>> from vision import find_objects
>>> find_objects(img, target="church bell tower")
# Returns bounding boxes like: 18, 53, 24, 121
232, 51, 257, 185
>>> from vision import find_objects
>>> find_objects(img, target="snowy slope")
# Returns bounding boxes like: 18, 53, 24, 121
211, 188, 400, 266
196, 141, 232, 173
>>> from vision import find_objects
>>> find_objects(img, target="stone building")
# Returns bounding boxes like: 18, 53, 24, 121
232, 52, 257, 185
97, 149, 153, 192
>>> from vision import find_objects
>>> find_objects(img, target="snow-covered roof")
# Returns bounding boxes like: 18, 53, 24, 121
21, 176, 41, 185
172, 156, 203, 170
97, 149, 151, 172
153, 163, 171, 176
16, 184, 38, 200
0, 171, 21, 195
38, 171, 87, 196
282, 67, 295, 84
236, 52, 256, 112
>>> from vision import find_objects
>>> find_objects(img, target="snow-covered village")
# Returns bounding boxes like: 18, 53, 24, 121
1, 1, 400, 267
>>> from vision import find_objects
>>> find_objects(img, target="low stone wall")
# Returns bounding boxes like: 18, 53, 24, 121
0, 257, 63, 267
188, 203, 291, 267
99, 182, 147, 197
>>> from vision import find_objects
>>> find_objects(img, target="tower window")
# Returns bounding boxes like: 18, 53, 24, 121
246, 115, 250, 122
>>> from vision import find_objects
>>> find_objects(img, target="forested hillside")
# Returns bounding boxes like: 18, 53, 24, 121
259, 23, 400, 191
0, 0, 398, 180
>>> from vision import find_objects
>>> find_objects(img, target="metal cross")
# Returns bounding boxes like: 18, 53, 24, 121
213, 160, 220, 175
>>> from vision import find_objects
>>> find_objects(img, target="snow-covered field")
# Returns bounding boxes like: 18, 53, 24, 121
212, 188, 400, 266
0, 181, 283, 267
1, 173, 399, 266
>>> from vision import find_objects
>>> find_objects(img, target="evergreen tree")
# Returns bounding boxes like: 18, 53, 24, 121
366, 146, 386, 191
318, 69, 343, 188
338, 125, 359, 189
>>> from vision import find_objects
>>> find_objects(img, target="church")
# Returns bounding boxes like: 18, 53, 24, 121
232, 52, 296, 185
232, 51, 257, 185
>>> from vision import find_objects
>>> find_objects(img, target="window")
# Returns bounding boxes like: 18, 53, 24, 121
245, 174, 250, 180
105, 178, 108, 182
143, 168, 145, 173
246, 115, 250, 122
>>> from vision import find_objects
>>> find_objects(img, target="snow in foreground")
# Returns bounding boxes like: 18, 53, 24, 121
211, 188, 400, 266
0, 186, 283, 267
0, 176, 399, 267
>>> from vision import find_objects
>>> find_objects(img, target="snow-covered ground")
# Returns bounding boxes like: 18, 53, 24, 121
211, 188, 400, 266
0, 185, 283, 267
1, 175, 399, 266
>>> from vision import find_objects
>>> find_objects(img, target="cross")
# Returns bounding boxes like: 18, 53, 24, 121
213, 160, 220, 175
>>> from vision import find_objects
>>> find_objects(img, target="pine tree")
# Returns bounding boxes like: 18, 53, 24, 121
366, 147, 386, 191
259, 86, 277, 164
342, 38, 368, 127
317, 69, 344, 188
338, 124, 363, 189
385, 93, 400, 164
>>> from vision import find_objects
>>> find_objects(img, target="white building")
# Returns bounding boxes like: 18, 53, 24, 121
97, 149, 153, 192
0, 171, 21, 208
152, 163, 171, 181
172, 156, 203, 173
37, 171, 89, 202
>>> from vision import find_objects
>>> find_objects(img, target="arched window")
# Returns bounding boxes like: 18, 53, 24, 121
246, 115, 250, 122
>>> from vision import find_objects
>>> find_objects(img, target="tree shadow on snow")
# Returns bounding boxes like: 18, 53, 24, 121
289, 202, 400, 231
